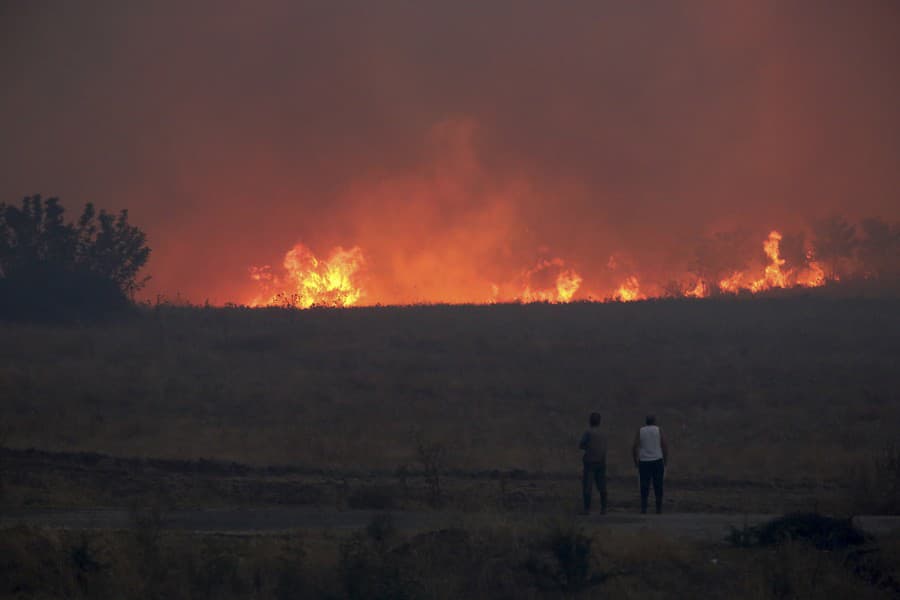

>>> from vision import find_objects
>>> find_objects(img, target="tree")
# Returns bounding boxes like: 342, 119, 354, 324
811, 216, 857, 281
858, 217, 900, 281
0, 195, 151, 321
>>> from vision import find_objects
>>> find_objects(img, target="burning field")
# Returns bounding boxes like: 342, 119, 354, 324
235, 120, 898, 310
245, 226, 841, 308
4, 3, 900, 597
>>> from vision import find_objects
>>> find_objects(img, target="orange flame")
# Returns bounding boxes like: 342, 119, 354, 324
749, 231, 788, 292
797, 251, 826, 288
520, 258, 583, 303
249, 244, 364, 308
718, 271, 744, 294
246, 228, 832, 308
684, 279, 708, 298
703, 230, 826, 297
612, 276, 644, 302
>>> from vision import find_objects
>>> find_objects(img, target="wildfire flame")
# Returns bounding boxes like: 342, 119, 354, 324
797, 251, 826, 288
612, 276, 644, 302
249, 244, 364, 308
750, 231, 788, 292
519, 258, 583, 303
710, 230, 826, 296
246, 228, 831, 308
719, 271, 744, 294
684, 279, 708, 298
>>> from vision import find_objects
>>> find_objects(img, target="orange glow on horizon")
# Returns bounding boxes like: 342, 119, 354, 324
246, 228, 833, 308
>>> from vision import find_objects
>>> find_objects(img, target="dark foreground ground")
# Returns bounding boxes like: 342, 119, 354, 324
2, 296, 899, 597
3, 506, 900, 599
5, 504, 900, 539
3, 296, 900, 489
0, 446, 862, 515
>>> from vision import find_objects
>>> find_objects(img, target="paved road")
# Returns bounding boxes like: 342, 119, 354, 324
3, 508, 899, 541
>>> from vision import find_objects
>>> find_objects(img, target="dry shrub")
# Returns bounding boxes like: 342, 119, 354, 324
523, 518, 609, 593
728, 512, 867, 552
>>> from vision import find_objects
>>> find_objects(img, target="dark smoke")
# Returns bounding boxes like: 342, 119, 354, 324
2, 1, 898, 302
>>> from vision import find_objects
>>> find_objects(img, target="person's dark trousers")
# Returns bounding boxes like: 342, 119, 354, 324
582, 461, 607, 513
638, 459, 665, 513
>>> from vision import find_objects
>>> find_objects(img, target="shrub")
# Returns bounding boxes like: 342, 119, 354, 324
525, 519, 601, 592
0, 195, 150, 321
728, 512, 867, 550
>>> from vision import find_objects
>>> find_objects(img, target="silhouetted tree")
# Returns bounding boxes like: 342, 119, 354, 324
0, 195, 150, 321
858, 217, 900, 281
811, 216, 857, 281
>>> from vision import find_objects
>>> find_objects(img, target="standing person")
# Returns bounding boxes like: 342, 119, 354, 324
632, 415, 668, 514
579, 412, 608, 515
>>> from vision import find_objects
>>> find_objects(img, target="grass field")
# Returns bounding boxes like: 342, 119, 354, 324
2, 295, 900, 597
3, 296, 898, 479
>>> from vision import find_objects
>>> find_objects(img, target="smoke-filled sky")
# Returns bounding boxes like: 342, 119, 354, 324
2, 1, 899, 303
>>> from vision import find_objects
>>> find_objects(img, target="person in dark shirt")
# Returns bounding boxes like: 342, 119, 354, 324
579, 412, 608, 514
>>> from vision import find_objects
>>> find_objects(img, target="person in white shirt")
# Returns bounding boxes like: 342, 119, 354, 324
631, 414, 668, 514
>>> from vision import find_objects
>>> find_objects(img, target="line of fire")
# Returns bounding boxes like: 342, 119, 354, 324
245, 223, 896, 309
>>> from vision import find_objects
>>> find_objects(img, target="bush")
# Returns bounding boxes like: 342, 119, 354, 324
525, 519, 602, 592
728, 512, 867, 550
0, 195, 150, 321
0, 264, 132, 322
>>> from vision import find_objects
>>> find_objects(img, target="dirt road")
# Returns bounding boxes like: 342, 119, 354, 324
3, 507, 899, 541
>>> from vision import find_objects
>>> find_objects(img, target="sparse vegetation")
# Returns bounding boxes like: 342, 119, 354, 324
524, 518, 602, 592
0, 515, 898, 599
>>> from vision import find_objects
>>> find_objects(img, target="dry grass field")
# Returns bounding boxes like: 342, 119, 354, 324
3, 296, 899, 477
2, 295, 900, 598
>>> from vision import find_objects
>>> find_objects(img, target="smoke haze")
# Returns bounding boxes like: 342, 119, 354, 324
2, 1, 899, 303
